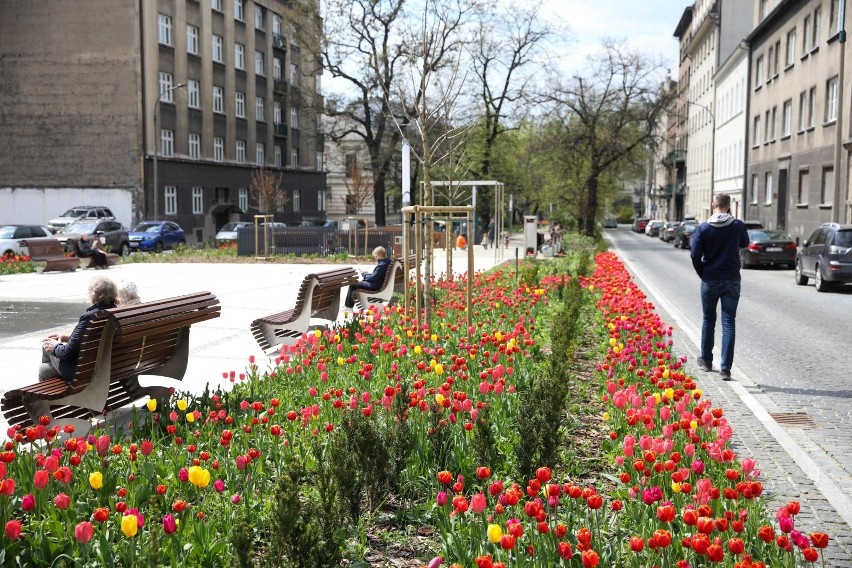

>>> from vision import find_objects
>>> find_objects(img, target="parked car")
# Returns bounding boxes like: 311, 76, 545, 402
673, 221, 698, 249
215, 221, 252, 244
740, 229, 797, 269
632, 218, 650, 233
795, 222, 852, 291
743, 220, 764, 230
128, 221, 186, 252
645, 220, 664, 237
602, 217, 618, 229
660, 221, 679, 242
55, 220, 131, 256
0, 224, 54, 258
47, 206, 115, 233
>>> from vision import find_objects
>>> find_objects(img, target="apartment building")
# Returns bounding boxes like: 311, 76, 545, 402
321, 115, 376, 223
665, 5, 694, 222
712, 43, 749, 218
746, 0, 851, 239
0, 0, 325, 242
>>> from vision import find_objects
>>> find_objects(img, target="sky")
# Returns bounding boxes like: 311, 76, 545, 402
538, 0, 689, 76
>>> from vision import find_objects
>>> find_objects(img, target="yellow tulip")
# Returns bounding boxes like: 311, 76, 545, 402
431, 334, 438, 342
176, 399, 188, 411
414, 345, 422, 355
609, 337, 616, 347
435, 394, 445, 405
664, 388, 675, 400
186, 412, 195, 423
495, 331, 503, 341
487, 524, 502, 543
314, 329, 322, 338
146, 398, 157, 412
337, 356, 344, 365
406, 330, 413, 338
662, 368, 670, 379
671, 481, 682, 493
188, 466, 210, 488
434, 363, 444, 376
121, 514, 138, 538
690, 420, 698, 430
89, 471, 103, 490
602, 412, 610, 421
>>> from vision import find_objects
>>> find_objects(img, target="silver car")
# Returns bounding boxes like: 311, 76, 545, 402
0, 224, 54, 258
795, 222, 852, 291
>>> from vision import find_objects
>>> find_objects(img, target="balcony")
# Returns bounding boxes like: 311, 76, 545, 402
273, 123, 288, 137
662, 149, 686, 166
273, 33, 287, 51
273, 78, 287, 93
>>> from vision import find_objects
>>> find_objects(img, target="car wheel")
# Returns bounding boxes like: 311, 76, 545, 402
3, 250, 15, 259
154, 241, 164, 253
794, 260, 808, 285
814, 265, 830, 292
119, 242, 131, 257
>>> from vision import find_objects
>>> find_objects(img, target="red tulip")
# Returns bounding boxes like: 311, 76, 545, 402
74, 521, 94, 543
141, 440, 154, 456
471, 492, 486, 514
706, 543, 724, 562
21, 493, 34, 511
0, 478, 15, 496
802, 547, 819, 562
54, 493, 71, 510
629, 536, 644, 552
437, 470, 452, 485
499, 534, 515, 550
758, 524, 774, 542
535, 467, 551, 483
726, 537, 744, 555
581, 550, 599, 568
5, 520, 22, 540
810, 531, 829, 549
557, 541, 573, 559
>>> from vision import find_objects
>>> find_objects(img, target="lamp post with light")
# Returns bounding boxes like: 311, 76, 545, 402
152, 83, 186, 220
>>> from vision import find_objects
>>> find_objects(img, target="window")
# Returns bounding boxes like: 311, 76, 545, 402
803, 16, 812, 52
158, 14, 172, 46
255, 5, 264, 30
316, 151, 323, 171
165, 186, 177, 215
236, 92, 246, 118
160, 129, 174, 157
765, 172, 773, 205
798, 91, 807, 131
212, 0, 223, 12
759, 0, 769, 19
821, 167, 834, 204
187, 25, 199, 55
831, 0, 842, 35
239, 188, 248, 212
317, 189, 325, 211
274, 145, 283, 167
192, 187, 204, 214
754, 56, 764, 88
235, 43, 245, 70
255, 51, 265, 76
234, 0, 244, 22
289, 23, 298, 47
767, 108, 776, 141
751, 174, 759, 204
345, 154, 357, 176
808, 86, 817, 128
274, 101, 282, 124
813, 6, 821, 48
290, 63, 299, 85
214, 137, 224, 162
189, 133, 201, 159
273, 15, 282, 35
786, 29, 796, 66
256, 143, 265, 165
188, 79, 200, 109
782, 99, 792, 136
290, 147, 299, 168
797, 169, 809, 203
753, 115, 761, 146
773, 40, 780, 75
236, 140, 246, 163
768, 45, 774, 76
290, 108, 298, 129
315, 73, 322, 93
159, 72, 174, 102
293, 189, 301, 212
273, 57, 282, 80
826, 76, 838, 122
213, 86, 224, 113
212, 35, 224, 63
256, 97, 265, 121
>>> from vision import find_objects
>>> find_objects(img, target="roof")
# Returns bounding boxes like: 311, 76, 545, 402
674, 5, 694, 39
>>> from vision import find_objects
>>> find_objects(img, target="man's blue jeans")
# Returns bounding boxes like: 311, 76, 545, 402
700, 279, 741, 372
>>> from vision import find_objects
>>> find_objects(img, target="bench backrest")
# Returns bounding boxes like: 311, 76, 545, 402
72, 292, 221, 385
309, 267, 359, 319
22, 238, 66, 258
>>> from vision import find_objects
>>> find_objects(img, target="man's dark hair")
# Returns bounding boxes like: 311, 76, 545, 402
713, 193, 731, 212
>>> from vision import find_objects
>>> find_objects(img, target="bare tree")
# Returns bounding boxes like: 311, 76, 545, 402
547, 41, 670, 236
249, 168, 288, 215
343, 164, 374, 215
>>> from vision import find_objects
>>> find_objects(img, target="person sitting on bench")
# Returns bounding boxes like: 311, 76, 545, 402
39, 275, 118, 385
344, 246, 392, 309
76, 233, 109, 269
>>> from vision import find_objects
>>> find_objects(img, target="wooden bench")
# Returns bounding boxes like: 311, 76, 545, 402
251, 267, 359, 352
353, 255, 418, 311
69, 238, 120, 269
22, 238, 79, 273
1, 292, 221, 433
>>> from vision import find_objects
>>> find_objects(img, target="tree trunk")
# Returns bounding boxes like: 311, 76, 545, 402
583, 175, 598, 237
372, 173, 387, 227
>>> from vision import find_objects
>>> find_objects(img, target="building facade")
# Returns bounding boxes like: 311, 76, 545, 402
321, 116, 377, 223
0, 0, 326, 243
713, 45, 749, 217
746, 0, 851, 239
667, 5, 694, 222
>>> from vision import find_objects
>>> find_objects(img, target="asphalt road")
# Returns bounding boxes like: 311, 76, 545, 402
606, 226, 852, 525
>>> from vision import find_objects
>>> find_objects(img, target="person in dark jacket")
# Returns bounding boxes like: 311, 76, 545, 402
76, 233, 109, 268
689, 193, 749, 380
39, 275, 118, 384
345, 246, 392, 309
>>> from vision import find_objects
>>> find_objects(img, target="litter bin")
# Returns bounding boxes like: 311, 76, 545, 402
393, 236, 403, 258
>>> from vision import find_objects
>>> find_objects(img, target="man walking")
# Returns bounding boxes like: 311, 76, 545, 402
689, 193, 749, 380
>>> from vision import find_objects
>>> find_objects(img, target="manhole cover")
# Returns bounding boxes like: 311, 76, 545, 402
769, 412, 819, 428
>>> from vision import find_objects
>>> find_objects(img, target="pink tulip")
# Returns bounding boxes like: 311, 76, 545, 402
21, 494, 35, 511
162, 514, 177, 534
178, 468, 189, 482
471, 492, 487, 514
435, 491, 448, 506
74, 521, 94, 543
33, 470, 49, 490
96, 435, 110, 457
214, 479, 225, 493
54, 493, 71, 510
231, 494, 242, 504
427, 557, 443, 568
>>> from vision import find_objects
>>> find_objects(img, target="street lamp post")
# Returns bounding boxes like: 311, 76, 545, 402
152, 83, 186, 220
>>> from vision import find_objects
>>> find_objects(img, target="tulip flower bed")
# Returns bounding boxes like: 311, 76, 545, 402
429, 252, 832, 568
0, 255, 36, 276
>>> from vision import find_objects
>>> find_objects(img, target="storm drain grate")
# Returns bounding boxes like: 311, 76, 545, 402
769, 412, 819, 429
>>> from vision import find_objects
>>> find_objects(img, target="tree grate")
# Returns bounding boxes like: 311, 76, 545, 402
769, 412, 819, 428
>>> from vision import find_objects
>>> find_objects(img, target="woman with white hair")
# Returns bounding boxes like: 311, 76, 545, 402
118, 280, 141, 306
344, 246, 392, 309
40, 275, 118, 384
